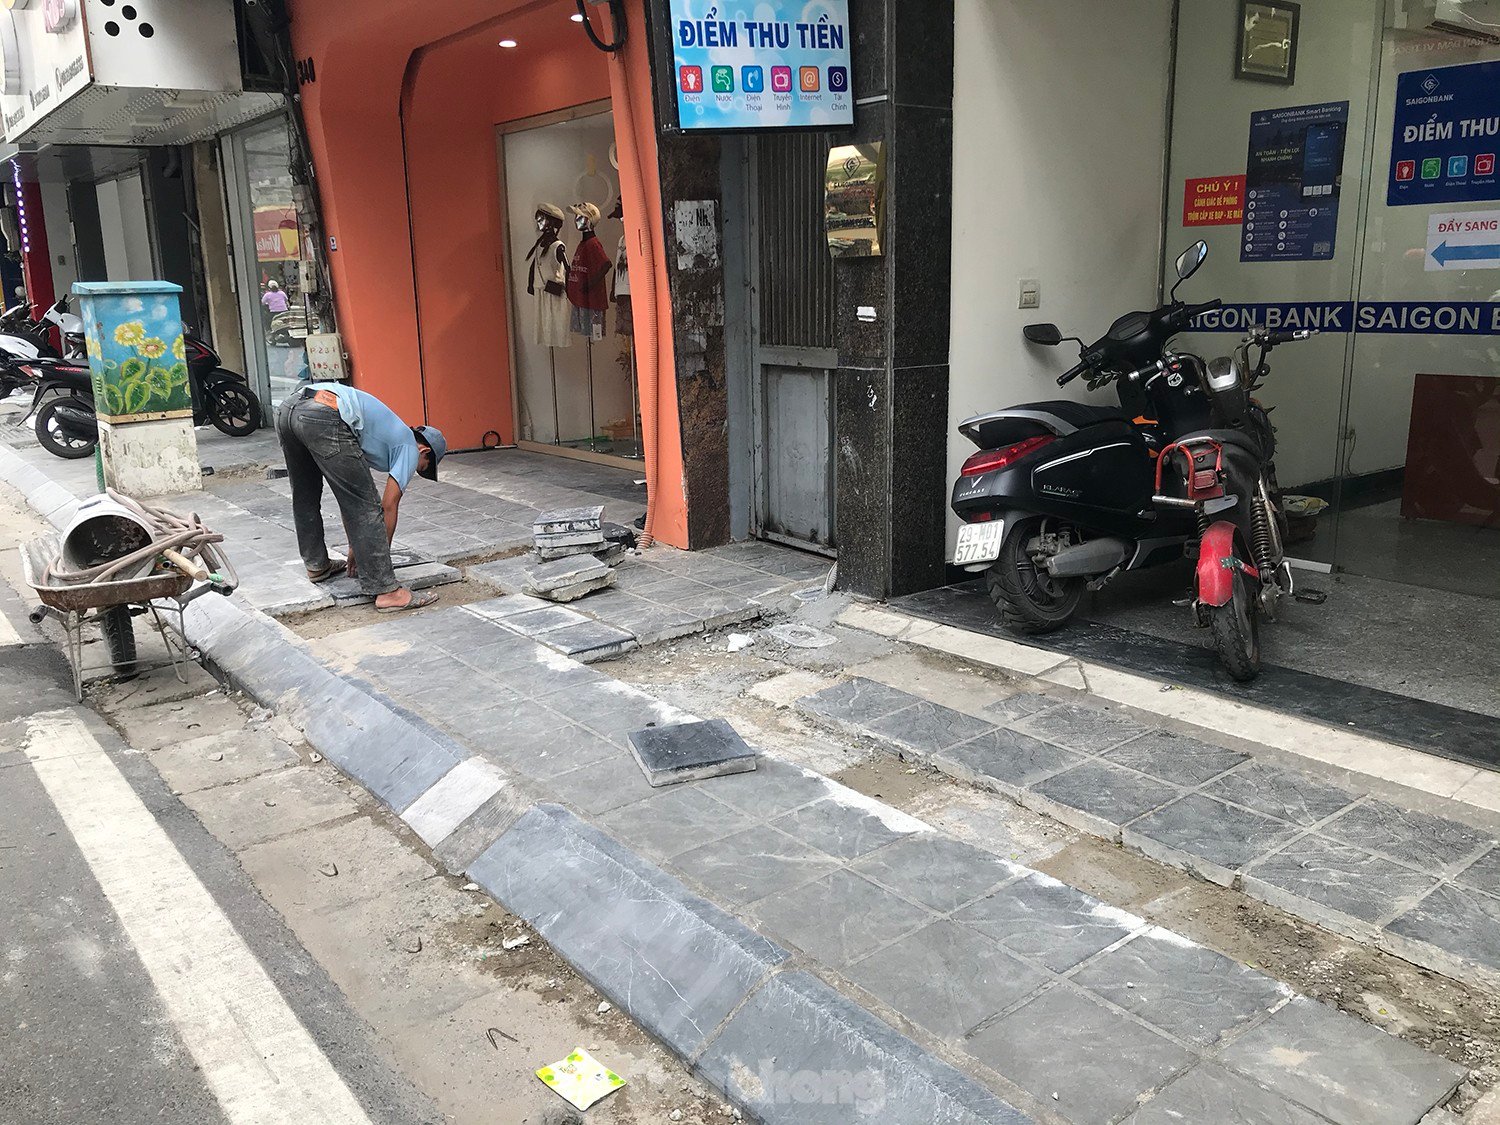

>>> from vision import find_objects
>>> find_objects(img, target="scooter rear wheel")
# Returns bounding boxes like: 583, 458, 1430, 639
207, 381, 262, 437
35, 397, 97, 459
1209, 568, 1261, 682
985, 519, 1085, 635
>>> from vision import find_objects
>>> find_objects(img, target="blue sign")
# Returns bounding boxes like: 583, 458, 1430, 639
1389, 61, 1500, 207
669, 1, 853, 131
1242, 102, 1349, 264
1191, 301, 1500, 335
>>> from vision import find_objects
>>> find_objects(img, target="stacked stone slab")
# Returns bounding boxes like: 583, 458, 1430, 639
526, 507, 639, 602
534, 506, 607, 561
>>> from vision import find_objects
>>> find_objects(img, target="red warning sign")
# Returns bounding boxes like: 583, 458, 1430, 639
1183, 175, 1247, 227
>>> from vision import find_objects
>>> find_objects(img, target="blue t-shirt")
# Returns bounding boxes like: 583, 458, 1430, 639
309, 383, 419, 491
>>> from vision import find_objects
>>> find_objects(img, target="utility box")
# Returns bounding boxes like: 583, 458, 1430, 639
1, 0, 278, 146
76, 280, 201, 497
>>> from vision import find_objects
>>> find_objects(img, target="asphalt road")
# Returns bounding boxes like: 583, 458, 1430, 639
0, 622, 436, 1124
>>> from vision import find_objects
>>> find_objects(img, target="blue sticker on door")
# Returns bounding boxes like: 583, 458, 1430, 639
1242, 101, 1350, 263
1389, 60, 1500, 207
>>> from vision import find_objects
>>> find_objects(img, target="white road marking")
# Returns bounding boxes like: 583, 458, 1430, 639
0, 608, 24, 646
22, 710, 372, 1125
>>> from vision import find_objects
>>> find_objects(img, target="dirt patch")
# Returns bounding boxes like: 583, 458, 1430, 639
833, 753, 940, 807
451, 542, 532, 569
1039, 838, 1500, 1111
278, 578, 497, 640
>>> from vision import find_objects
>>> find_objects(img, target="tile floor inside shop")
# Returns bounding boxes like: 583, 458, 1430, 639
308, 602, 1464, 1125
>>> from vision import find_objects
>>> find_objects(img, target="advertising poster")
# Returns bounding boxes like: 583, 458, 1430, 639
1426, 210, 1500, 271
1183, 175, 1246, 227
1389, 61, 1500, 208
669, 0, 853, 131
1241, 101, 1349, 264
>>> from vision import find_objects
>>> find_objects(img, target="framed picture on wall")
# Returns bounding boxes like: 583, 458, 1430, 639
1236, 0, 1300, 85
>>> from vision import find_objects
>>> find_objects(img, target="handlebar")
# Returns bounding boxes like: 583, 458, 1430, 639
1057, 360, 1089, 387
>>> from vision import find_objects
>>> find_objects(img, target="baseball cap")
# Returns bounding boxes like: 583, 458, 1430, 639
413, 425, 447, 481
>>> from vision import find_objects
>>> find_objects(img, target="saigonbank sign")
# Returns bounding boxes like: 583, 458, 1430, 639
0, 0, 87, 141
1191, 301, 1500, 335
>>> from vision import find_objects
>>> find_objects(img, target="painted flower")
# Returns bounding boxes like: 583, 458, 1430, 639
114, 320, 146, 347
139, 337, 168, 360
171, 335, 185, 361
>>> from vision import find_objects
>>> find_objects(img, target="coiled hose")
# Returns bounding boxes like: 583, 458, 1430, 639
44, 489, 236, 588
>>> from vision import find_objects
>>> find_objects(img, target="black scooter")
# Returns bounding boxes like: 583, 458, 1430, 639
23, 324, 263, 459
950, 241, 1308, 679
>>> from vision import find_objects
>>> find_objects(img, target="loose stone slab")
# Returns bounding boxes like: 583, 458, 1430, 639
533, 529, 606, 549
1219, 997, 1465, 1125
541, 620, 638, 663
521, 554, 613, 596
627, 718, 758, 787
532, 506, 604, 535
537, 540, 607, 561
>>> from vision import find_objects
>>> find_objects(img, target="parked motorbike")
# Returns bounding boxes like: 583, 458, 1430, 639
950, 241, 1310, 681
0, 296, 83, 399
22, 326, 263, 459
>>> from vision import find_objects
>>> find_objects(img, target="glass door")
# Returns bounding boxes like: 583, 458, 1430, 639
1336, 16, 1500, 599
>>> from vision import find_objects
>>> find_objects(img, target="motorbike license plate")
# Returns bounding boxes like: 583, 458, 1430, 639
954, 521, 1004, 567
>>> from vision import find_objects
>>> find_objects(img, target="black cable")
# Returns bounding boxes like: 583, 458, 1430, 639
576, 0, 627, 52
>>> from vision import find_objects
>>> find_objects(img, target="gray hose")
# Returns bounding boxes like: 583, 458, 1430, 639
44, 489, 238, 589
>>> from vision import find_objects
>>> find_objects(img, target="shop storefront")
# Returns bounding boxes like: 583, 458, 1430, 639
950, 0, 1499, 604
288, 0, 681, 520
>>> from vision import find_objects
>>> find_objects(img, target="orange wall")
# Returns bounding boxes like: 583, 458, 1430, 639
288, 0, 689, 545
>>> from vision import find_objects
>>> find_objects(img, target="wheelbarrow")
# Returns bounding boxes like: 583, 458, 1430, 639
20, 492, 239, 701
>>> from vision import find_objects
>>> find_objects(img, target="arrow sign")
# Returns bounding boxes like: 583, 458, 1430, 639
1427, 210, 1500, 271
1431, 240, 1500, 266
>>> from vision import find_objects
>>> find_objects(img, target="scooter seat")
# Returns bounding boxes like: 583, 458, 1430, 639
1020, 400, 1130, 429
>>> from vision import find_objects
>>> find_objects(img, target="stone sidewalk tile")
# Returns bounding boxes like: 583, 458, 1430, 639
673, 824, 842, 906
400, 756, 509, 847
1102, 731, 1249, 787
754, 870, 935, 967
1245, 836, 1441, 926
1456, 845, 1500, 893
1071, 928, 1289, 1047
953, 873, 1142, 972
772, 798, 917, 860
1201, 761, 1360, 827
539, 619, 638, 662
1124, 794, 1300, 885
1124, 1063, 1332, 1125
598, 787, 758, 861
939, 727, 1085, 794
802, 677, 922, 724
1218, 997, 1465, 1125
867, 701, 997, 755
469, 804, 790, 1061
966, 985, 1196, 1125
1387, 884, 1500, 975
545, 750, 662, 815
851, 834, 1018, 914
703, 756, 834, 819
1319, 799, 1494, 875
845, 920, 1049, 1038
1027, 760, 1182, 839
1011, 703, 1152, 753
697, 970, 1032, 1125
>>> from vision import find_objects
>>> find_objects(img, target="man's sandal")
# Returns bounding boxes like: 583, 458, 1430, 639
307, 558, 348, 584
375, 590, 439, 615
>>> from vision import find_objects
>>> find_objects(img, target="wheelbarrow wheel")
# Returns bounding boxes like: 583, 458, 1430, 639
101, 607, 138, 679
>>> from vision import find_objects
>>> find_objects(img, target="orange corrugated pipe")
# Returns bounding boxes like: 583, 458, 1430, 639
606, 5, 661, 549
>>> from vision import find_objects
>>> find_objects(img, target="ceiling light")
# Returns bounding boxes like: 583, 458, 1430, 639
499, 38, 519, 47
570, 12, 584, 21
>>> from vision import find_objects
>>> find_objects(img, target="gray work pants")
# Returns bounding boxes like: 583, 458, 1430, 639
274, 395, 399, 596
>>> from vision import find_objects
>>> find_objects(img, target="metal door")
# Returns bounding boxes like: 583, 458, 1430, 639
750, 133, 837, 554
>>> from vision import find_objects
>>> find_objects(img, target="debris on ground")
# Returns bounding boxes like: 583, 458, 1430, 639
767, 623, 837, 649
535, 1048, 626, 1111
318, 862, 338, 877
726, 633, 753, 653
502, 933, 532, 951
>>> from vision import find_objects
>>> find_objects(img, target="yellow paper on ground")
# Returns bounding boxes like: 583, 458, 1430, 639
535, 1048, 626, 1110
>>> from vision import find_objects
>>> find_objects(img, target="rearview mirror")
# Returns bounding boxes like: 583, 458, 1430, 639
1023, 323, 1063, 346
1175, 240, 1208, 282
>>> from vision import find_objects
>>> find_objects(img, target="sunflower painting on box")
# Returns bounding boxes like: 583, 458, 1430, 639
82, 295, 192, 422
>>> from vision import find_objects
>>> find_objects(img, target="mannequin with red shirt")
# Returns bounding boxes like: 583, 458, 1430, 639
565, 202, 611, 342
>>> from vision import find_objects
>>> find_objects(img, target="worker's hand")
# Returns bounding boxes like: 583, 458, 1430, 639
346, 554, 358, 578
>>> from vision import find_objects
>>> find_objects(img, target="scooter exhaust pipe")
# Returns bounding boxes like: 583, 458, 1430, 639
1043, 537, 1131, 578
